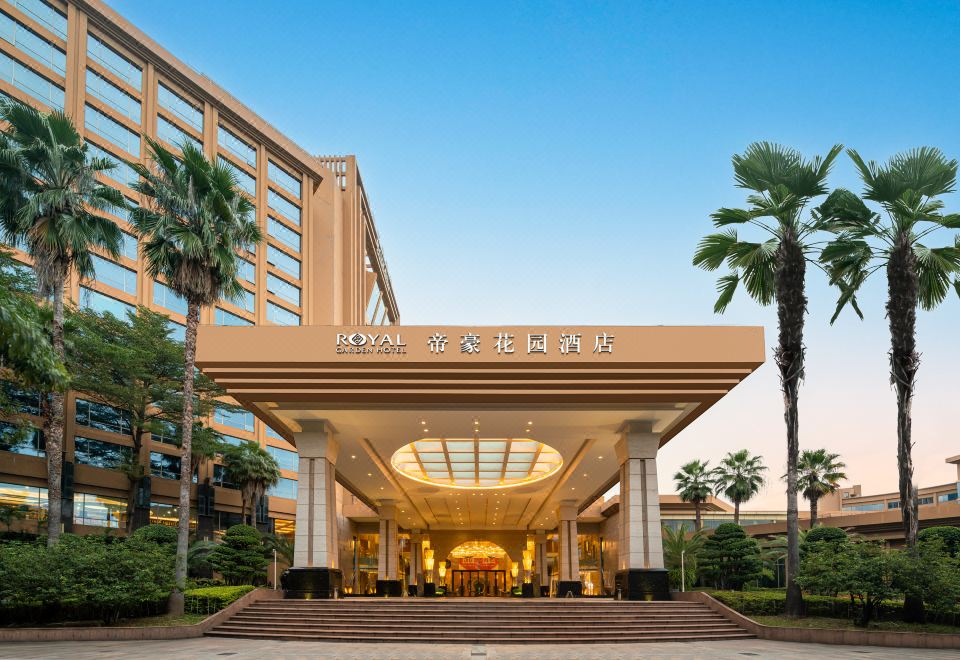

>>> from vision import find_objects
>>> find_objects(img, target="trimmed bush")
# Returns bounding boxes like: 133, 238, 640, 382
184, 585, 256, 615
802, 526, 847, 549
919, 526, 960, 557
208, 525, 268, 585
131, 523, 178, 546
699, 523, 763, 590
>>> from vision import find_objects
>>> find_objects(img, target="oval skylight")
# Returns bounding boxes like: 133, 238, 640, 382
391, 438, 563, 490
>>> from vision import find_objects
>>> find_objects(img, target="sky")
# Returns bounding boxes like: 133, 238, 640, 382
110, 0, 960, 509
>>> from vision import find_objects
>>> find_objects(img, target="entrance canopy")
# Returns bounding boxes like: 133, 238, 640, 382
196, 325, 763, 532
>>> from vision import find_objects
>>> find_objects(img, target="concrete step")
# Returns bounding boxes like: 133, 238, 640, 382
205, 630, 757, 644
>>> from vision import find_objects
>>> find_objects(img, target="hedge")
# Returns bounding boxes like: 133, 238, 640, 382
184, 585, 256, 615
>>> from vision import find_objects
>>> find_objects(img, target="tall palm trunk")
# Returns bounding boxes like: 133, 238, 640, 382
775, 230, 805, 617
887, 236, 922, 621
733, 500, 740, 526
45, 278, 65, 546
694, 500, 702, 531
809, 494, 818, 528
170, 302, 200, 616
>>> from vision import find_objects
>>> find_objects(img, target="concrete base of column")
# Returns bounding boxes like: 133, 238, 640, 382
556, 580, 582, 597
614, 568, 670, 601
423, 582, 436, 597
376, 579, 404, 596
281, 567, 343, 599
521, 583, 534, 598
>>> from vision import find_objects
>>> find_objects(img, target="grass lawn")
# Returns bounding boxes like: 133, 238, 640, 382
753, 615, 960, 635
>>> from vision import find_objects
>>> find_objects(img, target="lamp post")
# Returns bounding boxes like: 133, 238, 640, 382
437, 562, 446, 595
681, 550, 686, 593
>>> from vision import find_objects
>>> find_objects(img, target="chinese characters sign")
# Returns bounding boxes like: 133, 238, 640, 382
336, 329, 617, 357
428, 331, 615, 355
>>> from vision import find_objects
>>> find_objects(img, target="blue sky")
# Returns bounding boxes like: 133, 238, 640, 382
112, 0, 960, 508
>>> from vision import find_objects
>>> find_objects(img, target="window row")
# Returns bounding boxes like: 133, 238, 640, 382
0, 50, 63, 109
219, 156, 256, 197
85, 103, 140, 156
92, 253, 136, 295
157, 82, 202, 132
10, 0, 67, 40
0, 9, 65, 75
0, 420, 44, 457
86, 67, 139, 121
157, 114, 201, 151
87, 33, 141, 89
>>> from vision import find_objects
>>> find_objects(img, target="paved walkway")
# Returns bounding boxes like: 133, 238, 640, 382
0, 638, 957, 659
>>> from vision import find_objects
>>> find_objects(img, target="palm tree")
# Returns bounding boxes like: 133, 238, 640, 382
128, 138, 261, 614
0, 101, 123, 545
222, 442, 281, 526
674, 460, 714, 531
693, 142, 841, 616
713, 449, 767, 525
661, 524, 705, 591
796, 449, 846, 527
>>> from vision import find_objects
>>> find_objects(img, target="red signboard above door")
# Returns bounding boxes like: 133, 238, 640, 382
458, 557, 499, 570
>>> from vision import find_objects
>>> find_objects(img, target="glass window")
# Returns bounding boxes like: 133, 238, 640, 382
75, 398, 131, 435
0, 11, 66, 74
218, 125, 255, 167
86, 143, 138, 188
268, 161, 300, 199
267, 245, 300, 279
150, 451, 181, 479
266, 445, 298, 472
268, 477, 297, 500
11, 0, 67, 39
156, 115, 201, 152
85, 104, 139, 156
79, 286, 135, 320
85, 68, 140, 121
265, 426, 283, 440
218, 156, 256, 197
213, 464, 237, 489
842, 502, 884, 512
149, 501, 196, 529
91, 254, 136, 294
73, 435, 132, 469
1, 380, 42, 415
87, 34, 141, 89
266, 301, 299, 326
214, 406, 254, 433
157, 82, 202, 132
219, 434, 249, 448
0, 51, 63, 109
166, 320, 185, 342
237, 257, 255, 284
73, 492, 126, 528
214, 307, 252, 326
119, 230, 138, 260
153, 281, 187, 316
919, 496, 934, 506
152, 420, 178, 445
939, 492, 959, 503
267, 189, 300, 225
267, 216, 301, 252
232, 288, 254, 313
0, 481, 47, 520
0, 420, 44, 457
267, 272, 300, 306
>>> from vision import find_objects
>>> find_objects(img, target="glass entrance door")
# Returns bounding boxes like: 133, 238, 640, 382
451, 570, 507, 596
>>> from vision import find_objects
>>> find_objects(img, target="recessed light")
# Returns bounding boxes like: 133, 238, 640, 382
583, 473, 588, 477
598, 456, 603, 460
367, 473, 372, 477
424, 429, 429, 433
351, 455, 356, 459
421, 420, 427, 425
571, 487, 576, 490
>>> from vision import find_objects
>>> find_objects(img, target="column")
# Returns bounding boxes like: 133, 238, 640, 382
535, 529, 549, 596
614, 420, 669, 600
408, 530, 422, 596
284, 421, 342, 598
376, 500, 402, 595
556, 500, 581, 597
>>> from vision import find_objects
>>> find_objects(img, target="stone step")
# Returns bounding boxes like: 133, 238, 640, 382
213, 621, 742, 632
205, 630, 757, 644
229, 613, 729, 623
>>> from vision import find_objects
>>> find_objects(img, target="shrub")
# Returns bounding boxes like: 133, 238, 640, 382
802, 526, 847, 553
131, 523, 178, 546
699, 523, 762, 590
184, 585, 256, 615
919, 526, 960, 557
208, 525, 268, 585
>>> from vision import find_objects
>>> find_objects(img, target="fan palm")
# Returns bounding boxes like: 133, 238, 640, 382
0, 100, 122, 545
713, 449, 767, 526
222, 442, 281, 526
673, 460, 714, 531
693, 141, 841, 616
128, 137, 261, 613
795, 449, 846, 527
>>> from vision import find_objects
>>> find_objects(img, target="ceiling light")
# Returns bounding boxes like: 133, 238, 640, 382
367, 473, 372, 477
598, 456, 603, 460
527, 421, 533, 425
421, 420, 427, 425
351, 455, 356, 459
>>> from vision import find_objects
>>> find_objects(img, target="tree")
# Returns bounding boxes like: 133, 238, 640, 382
0, 100, 123, 546
801, 525, 847, 553
128, 138, 261, 613
222, 442, 281, 526
818, 147, 960, 620
698, 523, 763, 591
712, 449, 767, 525
918, 526, 960, 558
208, 524, 268, 585
795, 449, 847, 527
0, 503, 28, 532
673, 459, 714, 531
661, 524, 705, 590
694, 142, 842, 616
68, 306, 230, 533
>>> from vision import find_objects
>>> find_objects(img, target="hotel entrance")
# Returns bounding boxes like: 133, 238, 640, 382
450, 570, 508, 597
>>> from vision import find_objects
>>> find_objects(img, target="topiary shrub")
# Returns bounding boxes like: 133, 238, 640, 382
801, 526, 848, 555
699, 523, 762, 591
131, 524, 179, 546
919, 526, 960, 557
208, 525, 267, 585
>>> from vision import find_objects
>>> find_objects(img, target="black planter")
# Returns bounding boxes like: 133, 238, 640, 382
376, 579, 403, 597
423, 582, 436, 597
556, 580, 582, 597
281, 567, 343, 599
521, 582, 534, 598
614, 568, 670, 600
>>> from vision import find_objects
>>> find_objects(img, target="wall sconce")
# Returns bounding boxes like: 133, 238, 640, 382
437, 563, 446, 581
424, 548, 435, 576
510, 561, 519, 580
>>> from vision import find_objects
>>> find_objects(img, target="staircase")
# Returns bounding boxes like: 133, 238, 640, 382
206, 597, 754, 643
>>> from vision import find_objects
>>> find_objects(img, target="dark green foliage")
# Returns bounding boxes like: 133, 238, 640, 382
208, 525, 268, 585
919, 526, 960, 557
131, 523, 179, 546
187, 539, 218, 578
802, 526, 848, 554
698, 523, 763, 590
184, 585, 255, 615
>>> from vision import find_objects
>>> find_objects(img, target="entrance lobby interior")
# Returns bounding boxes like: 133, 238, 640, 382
196, 325, 764, 600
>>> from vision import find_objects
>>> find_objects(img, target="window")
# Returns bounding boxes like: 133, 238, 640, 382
920, 496, 934, 506
268, 161, 300, 199
267, 445, 298, 472
2, 381, 42, 415
267, 301, 299, 326
119, 231, 138, 260
265, 426, 283, 440
219, 434, 249, 448
237, 257, 255, 284
85, 104, 140, 156
0, 481, 47, 520
87, 34, 141, 89
75, 398, 131, 435
887, 501, 899, 509
11, 0, 67, 39
267, 272, 300, 306
73, 492, 126, 528
85, 68, 140, 121
149, 501, 196, 529
0, 421, 44, 457
939, 492, 959, 503
91, 254, 136, 294
268, 477, 297, 500
0, 51, 63, 109
268, 216, 301, 252
73, 435, 132, 469
232, 288, 254, 313
214, 406, 254, 433
267, 245, 300, 279
218, 156, 256, 197
80, 286, 135, 320
0, 12, 66, 74
167, 320, 185, 342
267, 189, 300, 225
157, 82, 202, 132
214, 307, 252, 326
150, 451, 181, 479
366, 287, 382, 325
153, 281, 187, 316
213, 464, 237, 489
218, 125, 255, 167
156, 115, 201, 151
152, 420, 177, 445
86, 143, 138, 188
842, 502, 884, 512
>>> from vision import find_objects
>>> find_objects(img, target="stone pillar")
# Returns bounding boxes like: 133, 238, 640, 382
535, 529, 549, 596
408, 530, 422, 596
614, 421, 669, 600
376, 500, 402, 596
556, 500, 582, 597
283, 421, 342, 599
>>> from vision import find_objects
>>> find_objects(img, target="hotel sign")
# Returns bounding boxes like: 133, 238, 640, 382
335, 330, 615, 357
